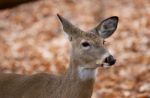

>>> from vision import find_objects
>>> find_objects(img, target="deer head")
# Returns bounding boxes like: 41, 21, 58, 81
57, 14, 118, 70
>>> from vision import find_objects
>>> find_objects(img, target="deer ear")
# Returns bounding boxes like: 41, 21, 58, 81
95, 16, 119, 38
57, 14, 81, 40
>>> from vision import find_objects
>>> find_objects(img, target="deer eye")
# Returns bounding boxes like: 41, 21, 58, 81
81, 42, 91, 49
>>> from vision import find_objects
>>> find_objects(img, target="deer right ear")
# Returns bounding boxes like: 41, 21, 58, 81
95, 16, 119, 38
57, 14, 81, 41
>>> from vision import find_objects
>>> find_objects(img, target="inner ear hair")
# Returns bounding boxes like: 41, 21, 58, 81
97, 16, 119, 38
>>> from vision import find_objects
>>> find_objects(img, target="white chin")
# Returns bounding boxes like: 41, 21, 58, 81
102, 63, 111, 68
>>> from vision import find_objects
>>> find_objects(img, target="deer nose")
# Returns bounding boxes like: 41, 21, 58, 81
104, 55, 116, 65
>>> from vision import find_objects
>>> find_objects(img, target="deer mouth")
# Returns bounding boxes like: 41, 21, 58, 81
101, 63, 114, 67
96, 62, 114, 68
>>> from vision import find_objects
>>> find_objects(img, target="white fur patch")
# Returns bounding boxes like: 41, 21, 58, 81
64, 32, 69, 39
103, 63, 110, 68
78, 67, 96, 81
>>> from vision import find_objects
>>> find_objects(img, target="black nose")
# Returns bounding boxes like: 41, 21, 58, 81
105, 55, 116, 65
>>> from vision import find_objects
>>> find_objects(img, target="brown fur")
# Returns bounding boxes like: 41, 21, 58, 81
0, 14, 118, 98
0, 68, 94, 98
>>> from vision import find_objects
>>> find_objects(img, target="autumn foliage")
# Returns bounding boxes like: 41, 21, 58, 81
0, 0, 149, 98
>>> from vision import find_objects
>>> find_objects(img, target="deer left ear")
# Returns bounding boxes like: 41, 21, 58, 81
57, 14, 82, 41
95, 16, 119, 38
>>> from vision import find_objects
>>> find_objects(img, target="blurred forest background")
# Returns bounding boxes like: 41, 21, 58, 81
0, 0, 149, 98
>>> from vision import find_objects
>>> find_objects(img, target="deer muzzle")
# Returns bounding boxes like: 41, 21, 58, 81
104, 55, 116, 65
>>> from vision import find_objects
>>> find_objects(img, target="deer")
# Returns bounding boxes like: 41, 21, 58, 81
0, 14, 118, 98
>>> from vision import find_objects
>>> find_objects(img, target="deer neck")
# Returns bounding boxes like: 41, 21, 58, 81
66, 53, 96, 79
61, 57, 95, 98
